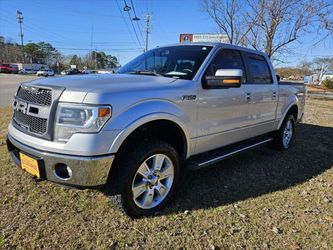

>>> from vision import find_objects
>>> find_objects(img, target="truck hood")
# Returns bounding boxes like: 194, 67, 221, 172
23, 74, 179, 103
26, 74, 177, 92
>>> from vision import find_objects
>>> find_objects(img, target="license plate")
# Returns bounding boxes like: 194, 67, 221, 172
20, 152, 40, 178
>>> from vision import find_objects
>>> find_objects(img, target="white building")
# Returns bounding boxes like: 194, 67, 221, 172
322, 71, 333, 81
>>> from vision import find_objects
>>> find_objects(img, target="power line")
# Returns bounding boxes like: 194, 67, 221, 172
55, 47, 142, 52
123, 0, 143, 49
130, 0, 139, 19
130, 0, 145, 44
115, 0, 139, 48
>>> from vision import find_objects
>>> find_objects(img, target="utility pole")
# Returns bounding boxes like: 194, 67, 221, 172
16, 10, 24, 47
90, 25, 94, 69
144, 14, 151, 52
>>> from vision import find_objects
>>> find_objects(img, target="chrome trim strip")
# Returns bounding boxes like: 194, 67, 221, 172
198, 138, 273, 167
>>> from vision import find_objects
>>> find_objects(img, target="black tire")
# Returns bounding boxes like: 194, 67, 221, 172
111, 140, 181, 218
273, 114, 296, 150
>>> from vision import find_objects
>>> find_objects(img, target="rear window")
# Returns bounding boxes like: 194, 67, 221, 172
246, 53, 272, 84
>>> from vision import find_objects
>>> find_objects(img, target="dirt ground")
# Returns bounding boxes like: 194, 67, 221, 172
0, 98, 332, 249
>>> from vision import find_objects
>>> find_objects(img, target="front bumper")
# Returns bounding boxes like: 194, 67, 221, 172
7, 134, 114, 187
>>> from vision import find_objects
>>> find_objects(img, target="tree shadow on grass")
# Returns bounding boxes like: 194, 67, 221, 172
162, 123, 333, 214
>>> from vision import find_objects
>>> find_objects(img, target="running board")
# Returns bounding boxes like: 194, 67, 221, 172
187, 137, 273, 170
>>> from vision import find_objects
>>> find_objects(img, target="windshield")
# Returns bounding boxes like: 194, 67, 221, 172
117, 45, 213, 80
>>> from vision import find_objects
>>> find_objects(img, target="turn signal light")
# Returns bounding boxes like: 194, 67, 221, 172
223, 79, 240, 84
98, 107, 111, 117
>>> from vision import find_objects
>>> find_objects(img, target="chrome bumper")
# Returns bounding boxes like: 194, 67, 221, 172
7, 134, 114, 187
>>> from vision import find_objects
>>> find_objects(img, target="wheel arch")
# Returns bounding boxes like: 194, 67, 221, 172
277, 103, 299, 130
109, 114, 191, 160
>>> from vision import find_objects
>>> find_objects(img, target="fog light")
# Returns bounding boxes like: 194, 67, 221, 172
54, 163, 72, 180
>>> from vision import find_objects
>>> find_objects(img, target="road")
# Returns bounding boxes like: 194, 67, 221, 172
0, 74, 38, 107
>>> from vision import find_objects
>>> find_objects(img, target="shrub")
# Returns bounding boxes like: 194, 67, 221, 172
322, 78, 333, 89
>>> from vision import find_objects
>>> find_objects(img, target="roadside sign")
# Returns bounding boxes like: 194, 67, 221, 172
180, 33, 229, 43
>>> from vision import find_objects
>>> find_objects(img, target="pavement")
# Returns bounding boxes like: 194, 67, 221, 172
0, 74, 38, 107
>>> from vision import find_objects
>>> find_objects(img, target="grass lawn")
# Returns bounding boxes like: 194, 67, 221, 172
0, 98, 332, 249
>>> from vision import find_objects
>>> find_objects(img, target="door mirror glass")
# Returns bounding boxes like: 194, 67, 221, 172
204, 69, 242, 88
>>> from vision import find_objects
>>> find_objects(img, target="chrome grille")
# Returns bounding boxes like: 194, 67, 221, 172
17, 87, 52, 106
13, 86, 52, 135
12, 85, 64, 140
13, 110, 47, 134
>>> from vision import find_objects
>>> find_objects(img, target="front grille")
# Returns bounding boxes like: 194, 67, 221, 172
17, 87, 52, 106
13, 110, 47, 134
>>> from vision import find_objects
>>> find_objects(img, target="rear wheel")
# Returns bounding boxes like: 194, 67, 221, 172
273, 114, 296, 150
112, 140, 181, 218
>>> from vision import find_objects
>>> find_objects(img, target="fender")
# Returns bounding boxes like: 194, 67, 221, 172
277, 95, 299, 130
104, 99, 192, 158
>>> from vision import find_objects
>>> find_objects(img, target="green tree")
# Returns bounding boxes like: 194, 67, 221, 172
106, 54, 119, 68
69, 55, 82, 67
23, 42, 56, 64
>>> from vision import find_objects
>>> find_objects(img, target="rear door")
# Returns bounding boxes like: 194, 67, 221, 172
242, 52, 277, 129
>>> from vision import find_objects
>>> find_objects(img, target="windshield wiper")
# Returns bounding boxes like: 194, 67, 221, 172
127, 70, 163, 77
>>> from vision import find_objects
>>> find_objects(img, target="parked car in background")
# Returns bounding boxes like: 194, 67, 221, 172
10, 64, 19, 74
19, 68, 37, 74
81, 69, 97, 74
61, 69, 82, 75
36, 69, 54, 77
0, 64, 19, 73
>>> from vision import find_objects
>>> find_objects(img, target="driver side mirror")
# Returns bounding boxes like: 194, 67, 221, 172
204, 69, 242, 89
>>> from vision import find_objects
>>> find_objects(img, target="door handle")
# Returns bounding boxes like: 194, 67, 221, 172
272, 91, 277, 99
245, 92, 251, 102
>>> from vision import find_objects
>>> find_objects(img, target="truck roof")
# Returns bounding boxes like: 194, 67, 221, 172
160, 42, 268, 58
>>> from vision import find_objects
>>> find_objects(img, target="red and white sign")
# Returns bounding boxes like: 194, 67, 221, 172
180, 33, 229, 43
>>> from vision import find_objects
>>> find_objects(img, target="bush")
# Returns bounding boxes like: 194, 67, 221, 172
322, 78, 333, 89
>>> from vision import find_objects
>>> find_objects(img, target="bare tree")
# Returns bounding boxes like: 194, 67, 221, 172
202, 0, 331, 59
318, 2, 333, 41
247, 0, 331, 58
312, 57, 333, 72
201, 0, 253, 45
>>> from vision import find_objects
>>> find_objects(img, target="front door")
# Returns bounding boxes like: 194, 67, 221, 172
195, 49, 255, 154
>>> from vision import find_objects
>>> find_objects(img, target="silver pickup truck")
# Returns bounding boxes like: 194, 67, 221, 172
7, 43, 305, 217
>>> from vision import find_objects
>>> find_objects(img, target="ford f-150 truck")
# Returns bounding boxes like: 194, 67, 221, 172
7, 43, 305, 217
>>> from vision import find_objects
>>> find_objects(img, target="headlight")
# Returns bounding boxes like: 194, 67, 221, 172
54, 103, 111, 143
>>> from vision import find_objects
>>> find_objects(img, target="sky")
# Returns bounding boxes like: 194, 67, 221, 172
0, 0, 332, 66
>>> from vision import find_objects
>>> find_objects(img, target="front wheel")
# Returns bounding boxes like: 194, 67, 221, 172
273, 114, 296, 150
116, 141, 181, 218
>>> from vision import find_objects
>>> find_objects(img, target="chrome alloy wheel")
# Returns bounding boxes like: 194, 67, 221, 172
131, 154, 174, 209
283, 120, 293, 148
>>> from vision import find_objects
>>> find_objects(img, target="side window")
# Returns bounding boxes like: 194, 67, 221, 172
204, 49, 246, 81
246, 53, 272, 84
